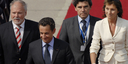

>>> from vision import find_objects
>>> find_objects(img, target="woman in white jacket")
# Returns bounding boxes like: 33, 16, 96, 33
90, 0, 128, 64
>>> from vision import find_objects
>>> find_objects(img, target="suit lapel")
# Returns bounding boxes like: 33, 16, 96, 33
22, 20, 31, 46
36, 39, 45, 64
9, 21, 19, 49
86, 16, 96, 45
52, 38, 60, 64
104, 17, 122, 38
113, 17, 122, 37
73, 16, 83, 44
103, 18, 113, 38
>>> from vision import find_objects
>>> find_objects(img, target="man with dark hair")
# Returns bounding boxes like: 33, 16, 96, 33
59, 0, 101, 64
0, 0, 40, 64
26, 17, 75, 64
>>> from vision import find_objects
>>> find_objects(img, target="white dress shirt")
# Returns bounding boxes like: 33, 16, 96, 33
12, 20, 25, 44
78, 15, 90, 41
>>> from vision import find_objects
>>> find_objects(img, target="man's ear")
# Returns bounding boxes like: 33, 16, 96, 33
52, 28, 56, 34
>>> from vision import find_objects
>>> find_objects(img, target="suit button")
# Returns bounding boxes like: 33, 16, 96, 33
19, 58, 21, 60
112, 49, 114, 51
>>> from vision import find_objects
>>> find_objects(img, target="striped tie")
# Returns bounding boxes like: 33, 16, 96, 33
16, 26, 22, 50
81, 20, 87, 33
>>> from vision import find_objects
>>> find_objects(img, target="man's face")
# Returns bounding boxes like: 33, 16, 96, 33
39, 25, 55, 43
11, 1, 27, 26
75, 1, 91, 19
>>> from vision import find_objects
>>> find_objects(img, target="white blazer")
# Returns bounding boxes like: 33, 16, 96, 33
90, 17, 128, 62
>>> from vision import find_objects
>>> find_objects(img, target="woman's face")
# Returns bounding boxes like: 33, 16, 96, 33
105, 4, 119, 20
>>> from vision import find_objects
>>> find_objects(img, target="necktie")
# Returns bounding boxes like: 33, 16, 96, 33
16, 26, 22, 50
44, 44, 51, 64
81, 20, 87, 33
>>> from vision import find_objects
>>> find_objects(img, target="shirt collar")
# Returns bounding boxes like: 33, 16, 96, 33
42, 37, 54, 47
78, 15, 90, 24
12, 20, 25, 29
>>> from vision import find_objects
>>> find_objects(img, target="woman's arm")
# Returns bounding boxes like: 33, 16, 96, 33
90, 52, 96, 64
90, 21, 101, 64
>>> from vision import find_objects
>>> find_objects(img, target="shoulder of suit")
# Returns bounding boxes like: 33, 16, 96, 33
62, 16, 78, 26
95, 17, 128, 25
25, 19, 39, 28
54, 38, 69, 46
63, 16, 77, 22
90, 15, 101, 21
0, 21, 11, 29
118, 17, 128, 25
94, 17, 107, 25
25, 19, 38, 24
0, 22, 11, 34
118, 17, 128, 22
29, 39, 41, 46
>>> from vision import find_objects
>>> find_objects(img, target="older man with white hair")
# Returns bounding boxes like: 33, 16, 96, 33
0, 0, 40, 64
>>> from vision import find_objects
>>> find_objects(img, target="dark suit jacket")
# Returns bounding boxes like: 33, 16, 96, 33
59, 15, 101, 64
26, 38, 75, 64
0, 19, 40, 64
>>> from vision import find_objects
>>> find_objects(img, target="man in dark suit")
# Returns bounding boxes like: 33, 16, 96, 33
0, 0, 40, 64
26, 17, 75, 64
0, 0, 13, 23
0, 0, 6, 24
59, 0, 101, 64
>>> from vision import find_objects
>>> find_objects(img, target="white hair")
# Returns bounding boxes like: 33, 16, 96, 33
10, 0, 27, 11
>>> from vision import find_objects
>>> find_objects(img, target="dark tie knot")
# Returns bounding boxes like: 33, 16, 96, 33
81, 20, 86, 25
45, 44, 50, 48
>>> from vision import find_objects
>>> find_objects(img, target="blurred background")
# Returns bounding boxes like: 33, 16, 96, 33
22, 0, 72, 37
21, 0, 128, 37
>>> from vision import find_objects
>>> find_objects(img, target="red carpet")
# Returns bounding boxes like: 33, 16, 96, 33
57, 0, 128, 38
